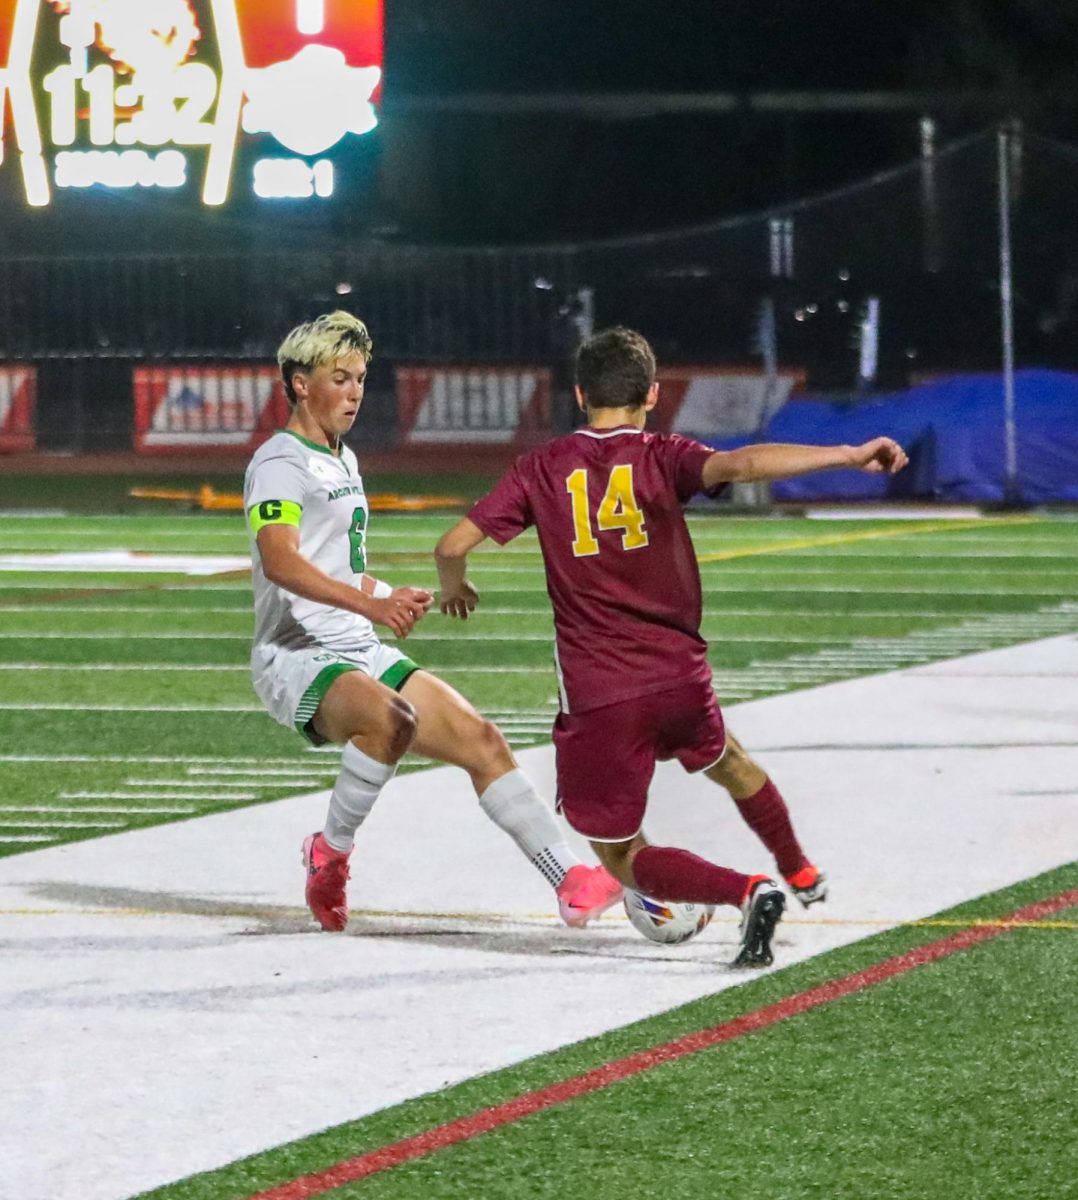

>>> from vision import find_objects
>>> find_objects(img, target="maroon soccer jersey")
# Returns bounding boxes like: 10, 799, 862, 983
469, 425, 721, 713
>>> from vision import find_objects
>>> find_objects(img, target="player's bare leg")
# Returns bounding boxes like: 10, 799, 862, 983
705, 731, 828, 907
589, 833, 785, 967
301, 672, 417, 931
400, 670, 622, 924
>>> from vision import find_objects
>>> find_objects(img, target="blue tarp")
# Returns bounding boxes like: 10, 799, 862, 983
703, 370, 1078, 503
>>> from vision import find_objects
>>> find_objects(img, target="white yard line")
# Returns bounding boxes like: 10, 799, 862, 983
0, 583, 252, 590
0, 754, 326, 765
1, 635, 1077, 1200
0, 663, 250, 671
0, 819, 128, 829
184, 766, 337, 777
3, 806, 197, 815
0, 605, 253, 614
0, 703, 264, 712
59, 791, 258, 802
0, 632, 248, 639
0, 553, 251, 574
122, 779, 323, 789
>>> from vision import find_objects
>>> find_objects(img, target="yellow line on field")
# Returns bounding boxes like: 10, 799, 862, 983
696, 515, 1038, 564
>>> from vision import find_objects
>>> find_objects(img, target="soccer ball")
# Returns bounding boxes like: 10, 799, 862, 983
623, 889, 715, 945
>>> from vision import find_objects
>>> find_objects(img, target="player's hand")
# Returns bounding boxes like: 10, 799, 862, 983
851, 437, 908, 474
369, 588, 431, 638
394, 586, 434, 614
440, 580, 479, 620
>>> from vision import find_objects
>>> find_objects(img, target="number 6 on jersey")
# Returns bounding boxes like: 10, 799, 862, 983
566, 465, 649, 557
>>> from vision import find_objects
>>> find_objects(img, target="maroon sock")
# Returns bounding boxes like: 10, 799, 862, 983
734, 778, 808, 878
631, 845, 750, 909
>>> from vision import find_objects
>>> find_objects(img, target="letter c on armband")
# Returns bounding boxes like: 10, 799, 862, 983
248, 499, 303, 534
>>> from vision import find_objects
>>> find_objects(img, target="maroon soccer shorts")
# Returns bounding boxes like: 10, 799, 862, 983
553, 677, 727, 842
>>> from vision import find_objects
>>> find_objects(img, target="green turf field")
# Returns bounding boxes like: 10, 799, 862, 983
2, 502, 1076, 1199
1, 509, 1077, 858
133, 862, 1078, 1200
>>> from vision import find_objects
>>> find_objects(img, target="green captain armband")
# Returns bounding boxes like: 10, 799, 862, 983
248, 499, 303, 534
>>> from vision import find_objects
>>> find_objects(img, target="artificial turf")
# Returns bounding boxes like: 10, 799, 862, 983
1, 498, 1075, 1198
132, 861, 1078, 1200
1, 511, 1077, 855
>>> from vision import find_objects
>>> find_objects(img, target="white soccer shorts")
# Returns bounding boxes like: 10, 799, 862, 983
251, 640, 419, 741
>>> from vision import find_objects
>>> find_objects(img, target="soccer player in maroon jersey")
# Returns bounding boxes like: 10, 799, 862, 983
435, 326, 908, 966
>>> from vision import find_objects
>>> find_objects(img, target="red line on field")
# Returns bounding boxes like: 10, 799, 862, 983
248, 887, 1078, 1200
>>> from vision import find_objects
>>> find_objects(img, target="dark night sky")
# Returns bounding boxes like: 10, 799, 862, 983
371, 0, 1078, 242
387, 0, 1078, 95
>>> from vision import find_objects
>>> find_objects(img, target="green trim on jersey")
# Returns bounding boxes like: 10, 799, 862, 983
248, 499, 302, 534
379, 657, 420, 691
278, 428, 341, 456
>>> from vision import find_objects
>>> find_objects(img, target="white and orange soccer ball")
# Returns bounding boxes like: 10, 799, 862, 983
623, 889, 714, 945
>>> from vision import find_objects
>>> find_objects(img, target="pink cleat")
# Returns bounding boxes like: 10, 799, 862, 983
556, 864, 624, 928
301, 832, 352, 932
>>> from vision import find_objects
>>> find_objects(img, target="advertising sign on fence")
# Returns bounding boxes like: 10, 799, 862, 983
653, 368, 805, 438
396, 367, 551, 444
0, 364, 36, 452
133, 364, 289, 454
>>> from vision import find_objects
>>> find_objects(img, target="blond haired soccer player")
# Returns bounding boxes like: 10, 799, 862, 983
436, 326, 909, 966
244, 311, 621, 931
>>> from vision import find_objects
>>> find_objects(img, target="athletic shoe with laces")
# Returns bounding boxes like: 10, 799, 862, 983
301, 831, 352, 932
785, 863, 829, 908
556, 864, 624, 928
733, 875, 786, 967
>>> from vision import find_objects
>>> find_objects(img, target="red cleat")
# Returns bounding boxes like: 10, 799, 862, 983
301, 832, 352, 931
556, 864, 624, 928
785, 863, 829, 908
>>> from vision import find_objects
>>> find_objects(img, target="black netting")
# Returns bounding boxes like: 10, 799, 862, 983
571, 130, 1003, 387
3, 123, 1077, 462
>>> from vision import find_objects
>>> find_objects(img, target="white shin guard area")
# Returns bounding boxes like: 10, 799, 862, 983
1, 636, 1077, 1200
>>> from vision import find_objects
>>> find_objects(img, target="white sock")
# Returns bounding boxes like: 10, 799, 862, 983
478, 767, 579, 888
323, 742, 396, 852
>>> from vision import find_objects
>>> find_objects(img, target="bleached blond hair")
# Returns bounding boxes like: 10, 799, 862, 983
277, 311, 373, 404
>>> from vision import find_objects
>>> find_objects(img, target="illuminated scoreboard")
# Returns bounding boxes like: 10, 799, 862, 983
0, 0, 383, 206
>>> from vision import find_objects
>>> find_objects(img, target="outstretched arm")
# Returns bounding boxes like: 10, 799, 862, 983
435, 518, 488, 619
701, 437, 908, 489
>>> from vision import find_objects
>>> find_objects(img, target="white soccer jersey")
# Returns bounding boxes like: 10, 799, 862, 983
244, 429, 375, 654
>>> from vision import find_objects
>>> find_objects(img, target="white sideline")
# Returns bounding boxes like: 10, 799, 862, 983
1, 635, 1077, 1200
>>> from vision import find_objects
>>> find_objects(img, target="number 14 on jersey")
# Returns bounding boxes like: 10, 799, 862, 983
566, 465, 649, 557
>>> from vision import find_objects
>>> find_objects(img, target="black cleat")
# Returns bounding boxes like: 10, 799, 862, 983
733, 877, 786, 967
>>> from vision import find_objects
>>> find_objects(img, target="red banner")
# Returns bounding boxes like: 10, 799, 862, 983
396, 367, 552, 445
0, 364, 36, 452
651, 367, 806, 437
133, 363, 289, 454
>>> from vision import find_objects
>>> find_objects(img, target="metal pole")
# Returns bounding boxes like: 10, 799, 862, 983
997, 124, 1020, 505
920, 116, 941, 273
